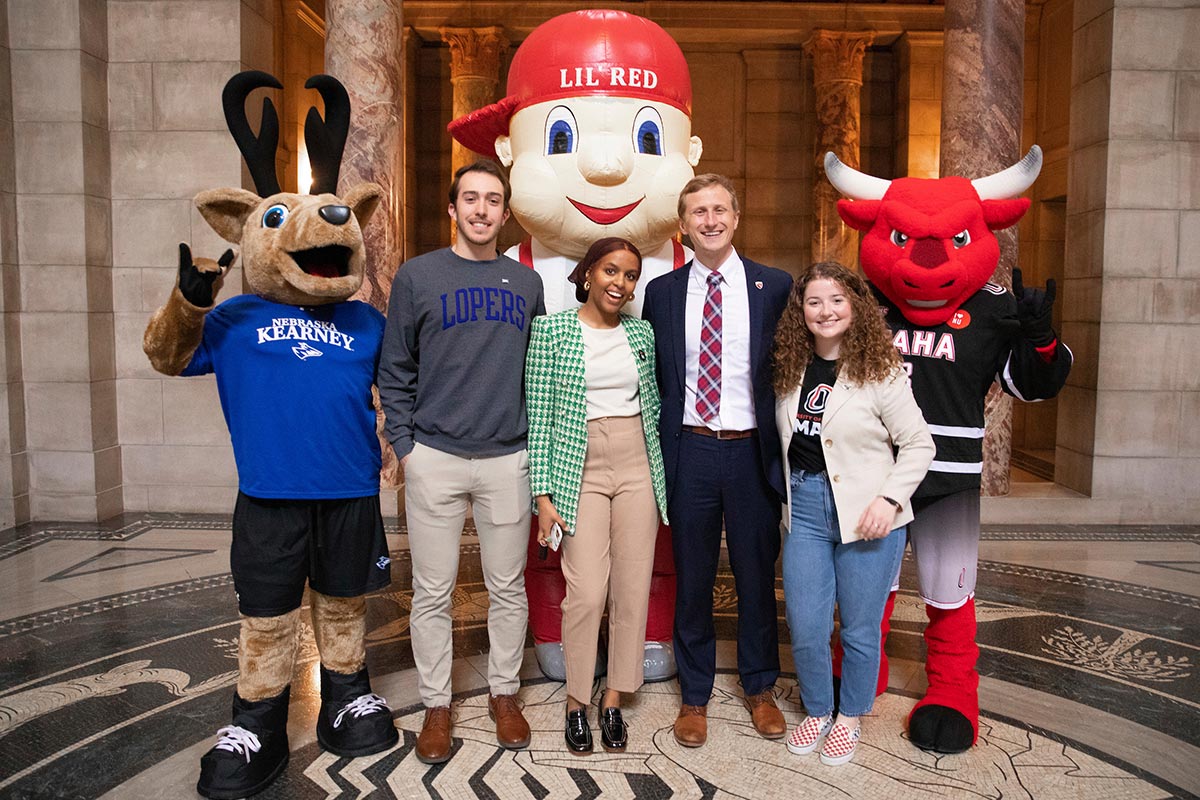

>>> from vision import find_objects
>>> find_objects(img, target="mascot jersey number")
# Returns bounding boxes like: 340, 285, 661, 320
827, 146, 1072, 754
143, 72, 397, 799
449, 9, 704, 681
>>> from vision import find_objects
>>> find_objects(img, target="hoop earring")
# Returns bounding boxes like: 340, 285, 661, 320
583, 280, 591, 291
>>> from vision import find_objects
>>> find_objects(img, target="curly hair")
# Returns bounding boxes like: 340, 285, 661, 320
772, 261, 900, 395
567, 237, 643, 304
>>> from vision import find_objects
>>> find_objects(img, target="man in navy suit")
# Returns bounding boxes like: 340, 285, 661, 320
641, 174, 793, 747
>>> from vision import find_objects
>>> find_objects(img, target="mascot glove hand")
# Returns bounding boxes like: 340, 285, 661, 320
1012, 267, 1057, 348
177, 243, 235, 308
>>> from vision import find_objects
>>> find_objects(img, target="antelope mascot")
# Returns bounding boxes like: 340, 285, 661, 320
144, 71, 396, 798
826, 146, 1072, 754
448, 9, 703, 682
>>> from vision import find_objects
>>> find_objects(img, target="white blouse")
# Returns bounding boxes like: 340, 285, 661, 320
580, 320, 641, 420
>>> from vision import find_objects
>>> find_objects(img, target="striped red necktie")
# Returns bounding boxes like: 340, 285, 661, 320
696, 271, 723, 422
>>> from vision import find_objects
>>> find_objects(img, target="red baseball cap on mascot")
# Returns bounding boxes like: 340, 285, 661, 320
449, 9, 693, 156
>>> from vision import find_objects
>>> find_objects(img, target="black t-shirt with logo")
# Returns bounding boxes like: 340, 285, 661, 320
787, 355, 837, 473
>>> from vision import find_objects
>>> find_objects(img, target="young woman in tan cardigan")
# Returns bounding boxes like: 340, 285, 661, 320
772, 262, 934, 766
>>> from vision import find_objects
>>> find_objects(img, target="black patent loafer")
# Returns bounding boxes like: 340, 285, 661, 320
565, 708, 592, 754
599, 706, 627, 752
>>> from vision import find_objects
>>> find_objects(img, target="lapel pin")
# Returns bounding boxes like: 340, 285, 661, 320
755, 281, 763, 289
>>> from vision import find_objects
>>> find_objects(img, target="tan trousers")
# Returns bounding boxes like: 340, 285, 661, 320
404, 442, 530, 707
561, 416, 660, 705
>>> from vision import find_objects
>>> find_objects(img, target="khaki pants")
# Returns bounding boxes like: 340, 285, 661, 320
404, 442, 531, 707
561, 416, 659, 705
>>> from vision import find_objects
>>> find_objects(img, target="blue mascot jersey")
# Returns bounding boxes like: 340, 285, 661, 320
182, 294, 386, 499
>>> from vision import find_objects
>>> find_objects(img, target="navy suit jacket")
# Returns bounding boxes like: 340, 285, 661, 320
642, 256, 793, 504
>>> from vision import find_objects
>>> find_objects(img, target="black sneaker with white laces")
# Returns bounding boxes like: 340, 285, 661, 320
316, 665, 399, 757
197, 687, 290, 800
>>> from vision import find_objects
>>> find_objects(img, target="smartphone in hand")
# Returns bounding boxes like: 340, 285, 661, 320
548, 522, 563, 551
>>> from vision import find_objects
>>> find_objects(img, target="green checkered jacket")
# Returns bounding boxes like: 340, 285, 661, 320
525, 310, 668, 532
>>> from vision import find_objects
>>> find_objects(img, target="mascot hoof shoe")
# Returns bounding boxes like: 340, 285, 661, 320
197, 688, 291, 800
908, 704, 974, 754
316, 666, 399, 757
642, 641, 676, 682
534, 642, 608, 681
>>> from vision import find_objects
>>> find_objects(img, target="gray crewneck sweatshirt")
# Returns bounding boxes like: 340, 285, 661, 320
378, 247, 545, 460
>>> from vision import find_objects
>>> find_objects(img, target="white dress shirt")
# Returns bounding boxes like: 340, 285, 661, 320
683, 249, 756, 430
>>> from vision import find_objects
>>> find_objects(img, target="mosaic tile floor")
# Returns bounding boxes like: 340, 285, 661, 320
0, 515, 1196, 799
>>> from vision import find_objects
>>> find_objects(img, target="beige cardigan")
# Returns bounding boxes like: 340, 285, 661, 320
776, 364, 934, 542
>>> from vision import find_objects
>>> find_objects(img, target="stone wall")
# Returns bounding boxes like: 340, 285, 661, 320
108, 1, 274, 515
7, 0, 117, 521
0, 0, 19, 529
1059, 0, 1200, 514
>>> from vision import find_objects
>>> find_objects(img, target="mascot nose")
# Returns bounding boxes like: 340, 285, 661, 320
578, 134, 634, 186
319, 205, 351, 225
910, 238, 949, 268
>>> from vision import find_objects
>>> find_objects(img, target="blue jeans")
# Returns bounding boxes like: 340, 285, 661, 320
782, 469, 905, 718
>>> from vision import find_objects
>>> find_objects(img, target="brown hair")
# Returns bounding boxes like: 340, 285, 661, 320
448, 159, 511, 209
568, 237, 643, 304
772, 261, 900, 394
677, 173, 740, 219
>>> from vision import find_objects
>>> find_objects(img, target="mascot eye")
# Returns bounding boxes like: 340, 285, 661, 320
544, 106, 578, 155
262, 204, 289, 228
633, 107, 664, 155
890, 230, 909, 247
952, 230, 971, 248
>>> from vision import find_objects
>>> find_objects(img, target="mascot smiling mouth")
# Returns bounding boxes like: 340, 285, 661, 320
291, 244, 352, 278
568, 196, 644, 225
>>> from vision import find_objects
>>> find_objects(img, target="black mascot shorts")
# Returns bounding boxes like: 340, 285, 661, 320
231, 492, 392, 617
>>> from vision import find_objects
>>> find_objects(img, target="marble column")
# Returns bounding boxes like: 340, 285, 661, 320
326, 0, 404, 489
441, 26, 508, 242
805, 30, 874, 267
940, 0, 1024, 496
325, 0, 404, 312
442, 26, 508, 175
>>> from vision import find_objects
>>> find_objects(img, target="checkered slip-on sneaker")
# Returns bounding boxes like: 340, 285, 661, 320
785, 714, 833, 755
819, 722, 861, 766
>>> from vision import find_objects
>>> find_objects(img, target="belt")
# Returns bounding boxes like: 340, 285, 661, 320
682, 425, 755, 440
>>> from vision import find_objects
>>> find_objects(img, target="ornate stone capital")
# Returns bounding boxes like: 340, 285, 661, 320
440, 26, 509, 83
804, 30, 875, 87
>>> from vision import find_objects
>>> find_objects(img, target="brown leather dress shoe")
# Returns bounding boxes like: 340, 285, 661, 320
673, 704, 707, 747
744, 689, 786, 738
488, 693, 531, 749
416, 706, 452, 764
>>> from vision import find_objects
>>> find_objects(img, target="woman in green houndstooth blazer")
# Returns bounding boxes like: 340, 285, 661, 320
525, 237, 669, 756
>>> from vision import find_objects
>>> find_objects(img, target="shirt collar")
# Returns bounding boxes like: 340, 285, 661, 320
689, 248, 743, 290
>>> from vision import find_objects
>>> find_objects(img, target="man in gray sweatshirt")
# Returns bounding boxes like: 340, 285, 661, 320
378, 160, 545, 765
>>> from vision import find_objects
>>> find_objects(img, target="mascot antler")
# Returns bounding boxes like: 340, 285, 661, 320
221, 70, 284, 197
304, 75, 351, 195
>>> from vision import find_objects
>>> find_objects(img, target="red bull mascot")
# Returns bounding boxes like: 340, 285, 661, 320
826, 145, 1072, 753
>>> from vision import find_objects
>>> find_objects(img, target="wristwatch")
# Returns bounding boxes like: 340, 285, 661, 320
880, 496, 902, 511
